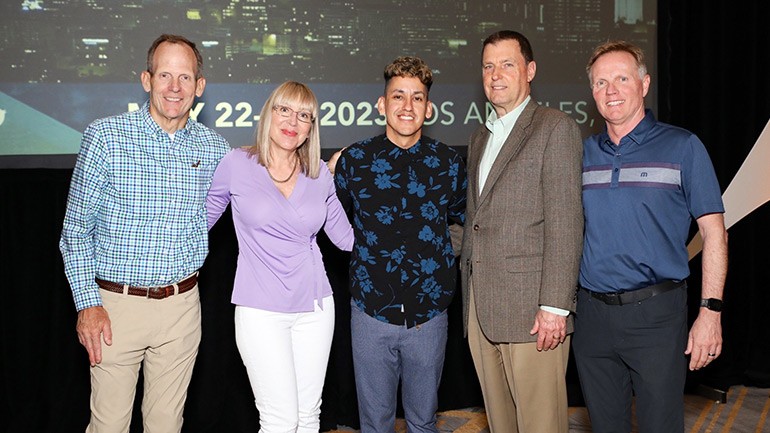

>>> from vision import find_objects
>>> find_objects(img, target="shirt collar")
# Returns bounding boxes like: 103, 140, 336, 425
600, 108, 656, 148
139, 100, 195, 139
383, 134, 423, 154
485, 95, 531, 134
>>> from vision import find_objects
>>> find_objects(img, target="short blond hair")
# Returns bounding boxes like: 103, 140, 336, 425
586, 40, 647, 85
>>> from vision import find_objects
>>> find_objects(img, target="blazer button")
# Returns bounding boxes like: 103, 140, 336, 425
473, 224, 479, 231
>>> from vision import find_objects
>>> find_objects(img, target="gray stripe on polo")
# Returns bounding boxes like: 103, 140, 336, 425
619, 167, 681, 186
582, 169, 612, 186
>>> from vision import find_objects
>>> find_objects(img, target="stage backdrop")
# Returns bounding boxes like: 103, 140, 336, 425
0, 0, 656, 167
4, 1, 770, 433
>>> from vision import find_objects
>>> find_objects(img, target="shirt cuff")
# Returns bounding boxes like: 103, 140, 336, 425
73, 287, 104, 312
540, 305, 570, 316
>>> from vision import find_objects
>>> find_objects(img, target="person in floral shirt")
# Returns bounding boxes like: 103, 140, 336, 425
333, 56, 466, 433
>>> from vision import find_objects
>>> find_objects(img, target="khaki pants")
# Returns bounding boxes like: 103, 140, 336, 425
86, 286, 201, 433
467, 288, 570, 433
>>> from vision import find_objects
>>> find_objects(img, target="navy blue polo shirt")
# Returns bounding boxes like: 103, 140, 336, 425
579, 110, 724, 293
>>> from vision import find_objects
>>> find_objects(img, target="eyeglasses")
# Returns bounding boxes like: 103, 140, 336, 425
273, 105, 314, 124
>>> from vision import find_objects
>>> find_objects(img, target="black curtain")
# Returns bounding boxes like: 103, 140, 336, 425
658, 0, 770, 389
0, 169, 90, 433
0, 168, 483, 433
3, 1, 770, 432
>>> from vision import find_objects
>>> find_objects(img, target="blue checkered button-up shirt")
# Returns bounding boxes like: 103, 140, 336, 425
60, 102, 229, 311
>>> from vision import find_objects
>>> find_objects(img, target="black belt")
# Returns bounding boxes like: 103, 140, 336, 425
582, 279, 687, 306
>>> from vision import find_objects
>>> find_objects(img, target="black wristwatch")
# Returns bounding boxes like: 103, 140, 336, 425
700, 298, 723, 312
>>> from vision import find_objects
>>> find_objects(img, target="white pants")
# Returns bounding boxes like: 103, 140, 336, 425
234, 296, 335, 433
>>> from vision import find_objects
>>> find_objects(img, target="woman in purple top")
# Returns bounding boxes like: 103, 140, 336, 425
207, 81, 354, 433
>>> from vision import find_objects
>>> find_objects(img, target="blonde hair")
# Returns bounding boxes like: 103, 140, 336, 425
586, 40, 647, 85
247, 81, 321, 178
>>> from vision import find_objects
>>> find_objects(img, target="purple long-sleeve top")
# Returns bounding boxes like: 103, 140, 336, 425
207, 148, 354, 312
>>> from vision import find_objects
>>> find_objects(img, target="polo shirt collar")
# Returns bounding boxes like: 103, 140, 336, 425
599, 108, 656, 149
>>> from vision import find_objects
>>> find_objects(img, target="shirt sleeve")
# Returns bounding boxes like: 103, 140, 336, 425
206, 149, 234, 230
59, 123, 108, 311
322, 163, 354, 251
683, 135, 725, 218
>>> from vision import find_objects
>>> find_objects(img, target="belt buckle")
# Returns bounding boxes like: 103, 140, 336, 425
604, 291, 622, 306
146, 286, 170, 299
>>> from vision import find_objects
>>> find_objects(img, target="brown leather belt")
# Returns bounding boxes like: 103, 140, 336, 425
95, 273, 198, 300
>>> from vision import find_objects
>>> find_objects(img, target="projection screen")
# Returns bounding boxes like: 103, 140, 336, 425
0, 0, 656, 168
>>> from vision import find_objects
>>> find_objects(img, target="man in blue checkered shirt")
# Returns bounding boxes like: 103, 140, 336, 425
59, 34, 229, 432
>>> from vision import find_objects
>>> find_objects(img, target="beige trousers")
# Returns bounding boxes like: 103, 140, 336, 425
467, 288, 570, 433
86, 286, 201, 433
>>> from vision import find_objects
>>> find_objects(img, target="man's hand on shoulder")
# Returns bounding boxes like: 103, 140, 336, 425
326, 148, 346, 175
77, 306, 112, 367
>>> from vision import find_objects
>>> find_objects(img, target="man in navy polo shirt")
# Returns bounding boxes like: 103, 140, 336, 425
573, 40, 728, 433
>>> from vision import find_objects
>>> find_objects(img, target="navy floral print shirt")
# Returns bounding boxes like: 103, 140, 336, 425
335, 134, 467, 327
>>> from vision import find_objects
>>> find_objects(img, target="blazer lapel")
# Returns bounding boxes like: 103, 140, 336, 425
476, 100, 537, 207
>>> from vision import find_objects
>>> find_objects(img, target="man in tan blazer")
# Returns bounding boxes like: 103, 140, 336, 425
459, 30, 583, 433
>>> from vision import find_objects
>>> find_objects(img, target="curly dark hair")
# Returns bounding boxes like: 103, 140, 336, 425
383, 56, 433, 91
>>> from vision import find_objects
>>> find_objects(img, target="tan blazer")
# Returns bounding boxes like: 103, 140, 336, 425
460, 99, 583, 343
